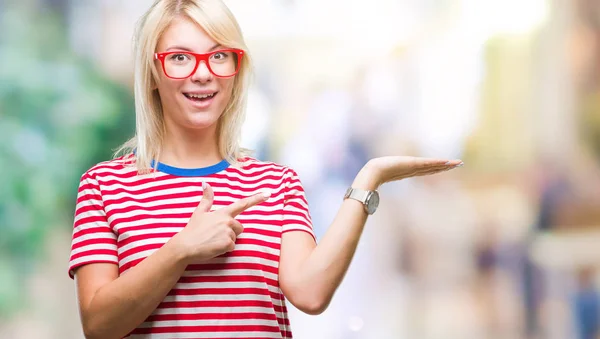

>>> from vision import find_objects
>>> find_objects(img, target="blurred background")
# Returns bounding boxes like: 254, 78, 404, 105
1, 0, 600, 338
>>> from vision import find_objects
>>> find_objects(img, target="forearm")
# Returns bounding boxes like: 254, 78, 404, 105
82, 237, 188, 339
299, 169, 379, 306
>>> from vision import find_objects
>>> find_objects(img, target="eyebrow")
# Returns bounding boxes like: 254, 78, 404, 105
165, 43, 222, 52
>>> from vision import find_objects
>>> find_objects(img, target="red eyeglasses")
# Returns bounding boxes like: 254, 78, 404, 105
154, 48, 244, 79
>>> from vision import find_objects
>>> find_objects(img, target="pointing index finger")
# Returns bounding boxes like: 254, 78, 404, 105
222, 191, 271, 217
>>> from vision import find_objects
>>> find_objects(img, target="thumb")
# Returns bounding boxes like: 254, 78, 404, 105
195, 182, 214, 214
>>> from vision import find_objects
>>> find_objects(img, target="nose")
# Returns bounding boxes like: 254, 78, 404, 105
191, 60, 213, 83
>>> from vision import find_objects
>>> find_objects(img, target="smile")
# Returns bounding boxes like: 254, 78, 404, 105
183, 91, 218, 108
184, 92, 217, 100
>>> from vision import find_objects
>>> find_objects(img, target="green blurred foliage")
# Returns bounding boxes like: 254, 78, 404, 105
0, 3, 135, 317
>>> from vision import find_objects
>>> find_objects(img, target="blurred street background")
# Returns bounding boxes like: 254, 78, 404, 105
1, 0, 600, 338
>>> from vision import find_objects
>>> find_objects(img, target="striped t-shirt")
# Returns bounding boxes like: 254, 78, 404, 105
68, 154, 315, 338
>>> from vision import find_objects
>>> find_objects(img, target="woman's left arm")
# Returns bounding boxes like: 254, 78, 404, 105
278, 156, 463, 315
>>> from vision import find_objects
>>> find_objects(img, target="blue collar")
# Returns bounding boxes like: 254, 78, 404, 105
150, 158, 230, 177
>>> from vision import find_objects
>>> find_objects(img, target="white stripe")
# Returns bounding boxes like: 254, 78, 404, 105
112, 214, 283, 229
99, 169, 286, 188
78, 183, 102, 195
114, 222, 281, 237
179, 269, 278, 282
71, 242, 117, 256
118, 226, 184, 237
128, 331, 283, 338
102, 175, 281, 194
137, 318, 278, 328
114, 225, 281, 241
91, 165, 159, 178
173, 281, 280, 293
69, 254, 118, 268
282, 214, 311, 226
201, 255, 279, 268
118, 245, 280, 268
118, 237, 172, 254
152, 306, 283, 318
120, 248, 159, 266
101, 184, 285, 206
73, 208, 108, 225
104, 200, 285, 221
72, 230, 116, 245
226, 243, 280, 255
283, 204, 310, 220
237, 232, 281, 244
116, 225, 287, 251
284, 196, 309, 209
162, 293, 280, 304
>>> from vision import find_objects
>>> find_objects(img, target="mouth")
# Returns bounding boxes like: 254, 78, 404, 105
183, 91, 218, 102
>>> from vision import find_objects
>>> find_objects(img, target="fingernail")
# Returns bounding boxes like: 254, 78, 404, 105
455, 162, 464, 167
262, 191, 271, 199
445, 161, 452, 165
202, 181, 207, 189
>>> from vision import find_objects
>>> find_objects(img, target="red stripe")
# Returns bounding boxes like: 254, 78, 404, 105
102, 181, 286, 198
71, 237, 115, 250
72, 226, 113, 238
70, 248, 116, 261
225, 249, 279, 262
177, 274, 278, 286
159, 299, 275, 309
75, 204, 104, 217
101, 172, 287, 188
131, 324, 282, 334
167, 287, 275, 297
146, 312, 278, 322
73, 216, 108, 229
103, 190, 286, 210
68, 259, 118, 279
76, 193, 102, 205
105, 198, 284, 220
186, 262, 279, 274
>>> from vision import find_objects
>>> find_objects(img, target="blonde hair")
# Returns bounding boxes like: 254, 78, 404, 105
115, 0, 254, 173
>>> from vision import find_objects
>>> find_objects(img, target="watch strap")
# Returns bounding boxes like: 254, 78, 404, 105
344, 187, 370, 203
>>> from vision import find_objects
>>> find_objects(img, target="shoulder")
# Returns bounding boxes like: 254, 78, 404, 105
235, 156, 297, 175
234, 157, 305, 184
80, 154, 137, 181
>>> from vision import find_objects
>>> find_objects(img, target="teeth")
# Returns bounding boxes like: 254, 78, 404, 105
187, 93, 214, 99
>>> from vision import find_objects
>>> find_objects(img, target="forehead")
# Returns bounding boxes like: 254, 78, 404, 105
157, 16, 217, 52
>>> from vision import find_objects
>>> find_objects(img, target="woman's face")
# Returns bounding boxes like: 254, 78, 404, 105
155, 17, 236, 132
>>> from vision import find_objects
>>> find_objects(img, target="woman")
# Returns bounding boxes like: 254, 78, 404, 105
68, 0, 463, 338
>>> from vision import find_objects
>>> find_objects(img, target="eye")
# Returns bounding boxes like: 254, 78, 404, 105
211, 52, 228, 60
168, 53, 191, 62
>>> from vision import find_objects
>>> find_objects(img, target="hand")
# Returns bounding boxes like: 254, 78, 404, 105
172, 183, 270, 264
357, 156, 464, 189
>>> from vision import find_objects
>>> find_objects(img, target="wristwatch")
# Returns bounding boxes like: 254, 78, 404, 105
343, 187, 380, 215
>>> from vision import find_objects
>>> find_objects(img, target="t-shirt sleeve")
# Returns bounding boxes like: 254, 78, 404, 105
68, 171, 118, 279
281, 168, 316, 242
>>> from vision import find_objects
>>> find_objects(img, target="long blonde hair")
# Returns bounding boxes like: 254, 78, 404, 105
114, 0, 254, 173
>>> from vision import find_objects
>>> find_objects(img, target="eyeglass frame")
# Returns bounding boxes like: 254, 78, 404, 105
154, 48, 245, 79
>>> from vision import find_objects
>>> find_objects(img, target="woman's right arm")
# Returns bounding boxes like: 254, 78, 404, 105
75, 183, 269, 339
75, 239, 189, 339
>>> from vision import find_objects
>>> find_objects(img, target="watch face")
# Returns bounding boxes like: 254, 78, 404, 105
366, 191, 380, 215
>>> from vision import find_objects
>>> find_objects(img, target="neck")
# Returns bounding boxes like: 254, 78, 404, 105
160, 119, 222, 168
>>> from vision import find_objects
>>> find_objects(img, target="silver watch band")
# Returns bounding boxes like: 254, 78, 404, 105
344, 187, 379, 215
345, 188, 370, 203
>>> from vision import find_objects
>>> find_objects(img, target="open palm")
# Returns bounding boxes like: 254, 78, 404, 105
366, 156, 463, 186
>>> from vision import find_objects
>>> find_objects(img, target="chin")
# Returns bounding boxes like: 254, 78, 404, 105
183, 112, 221, 129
